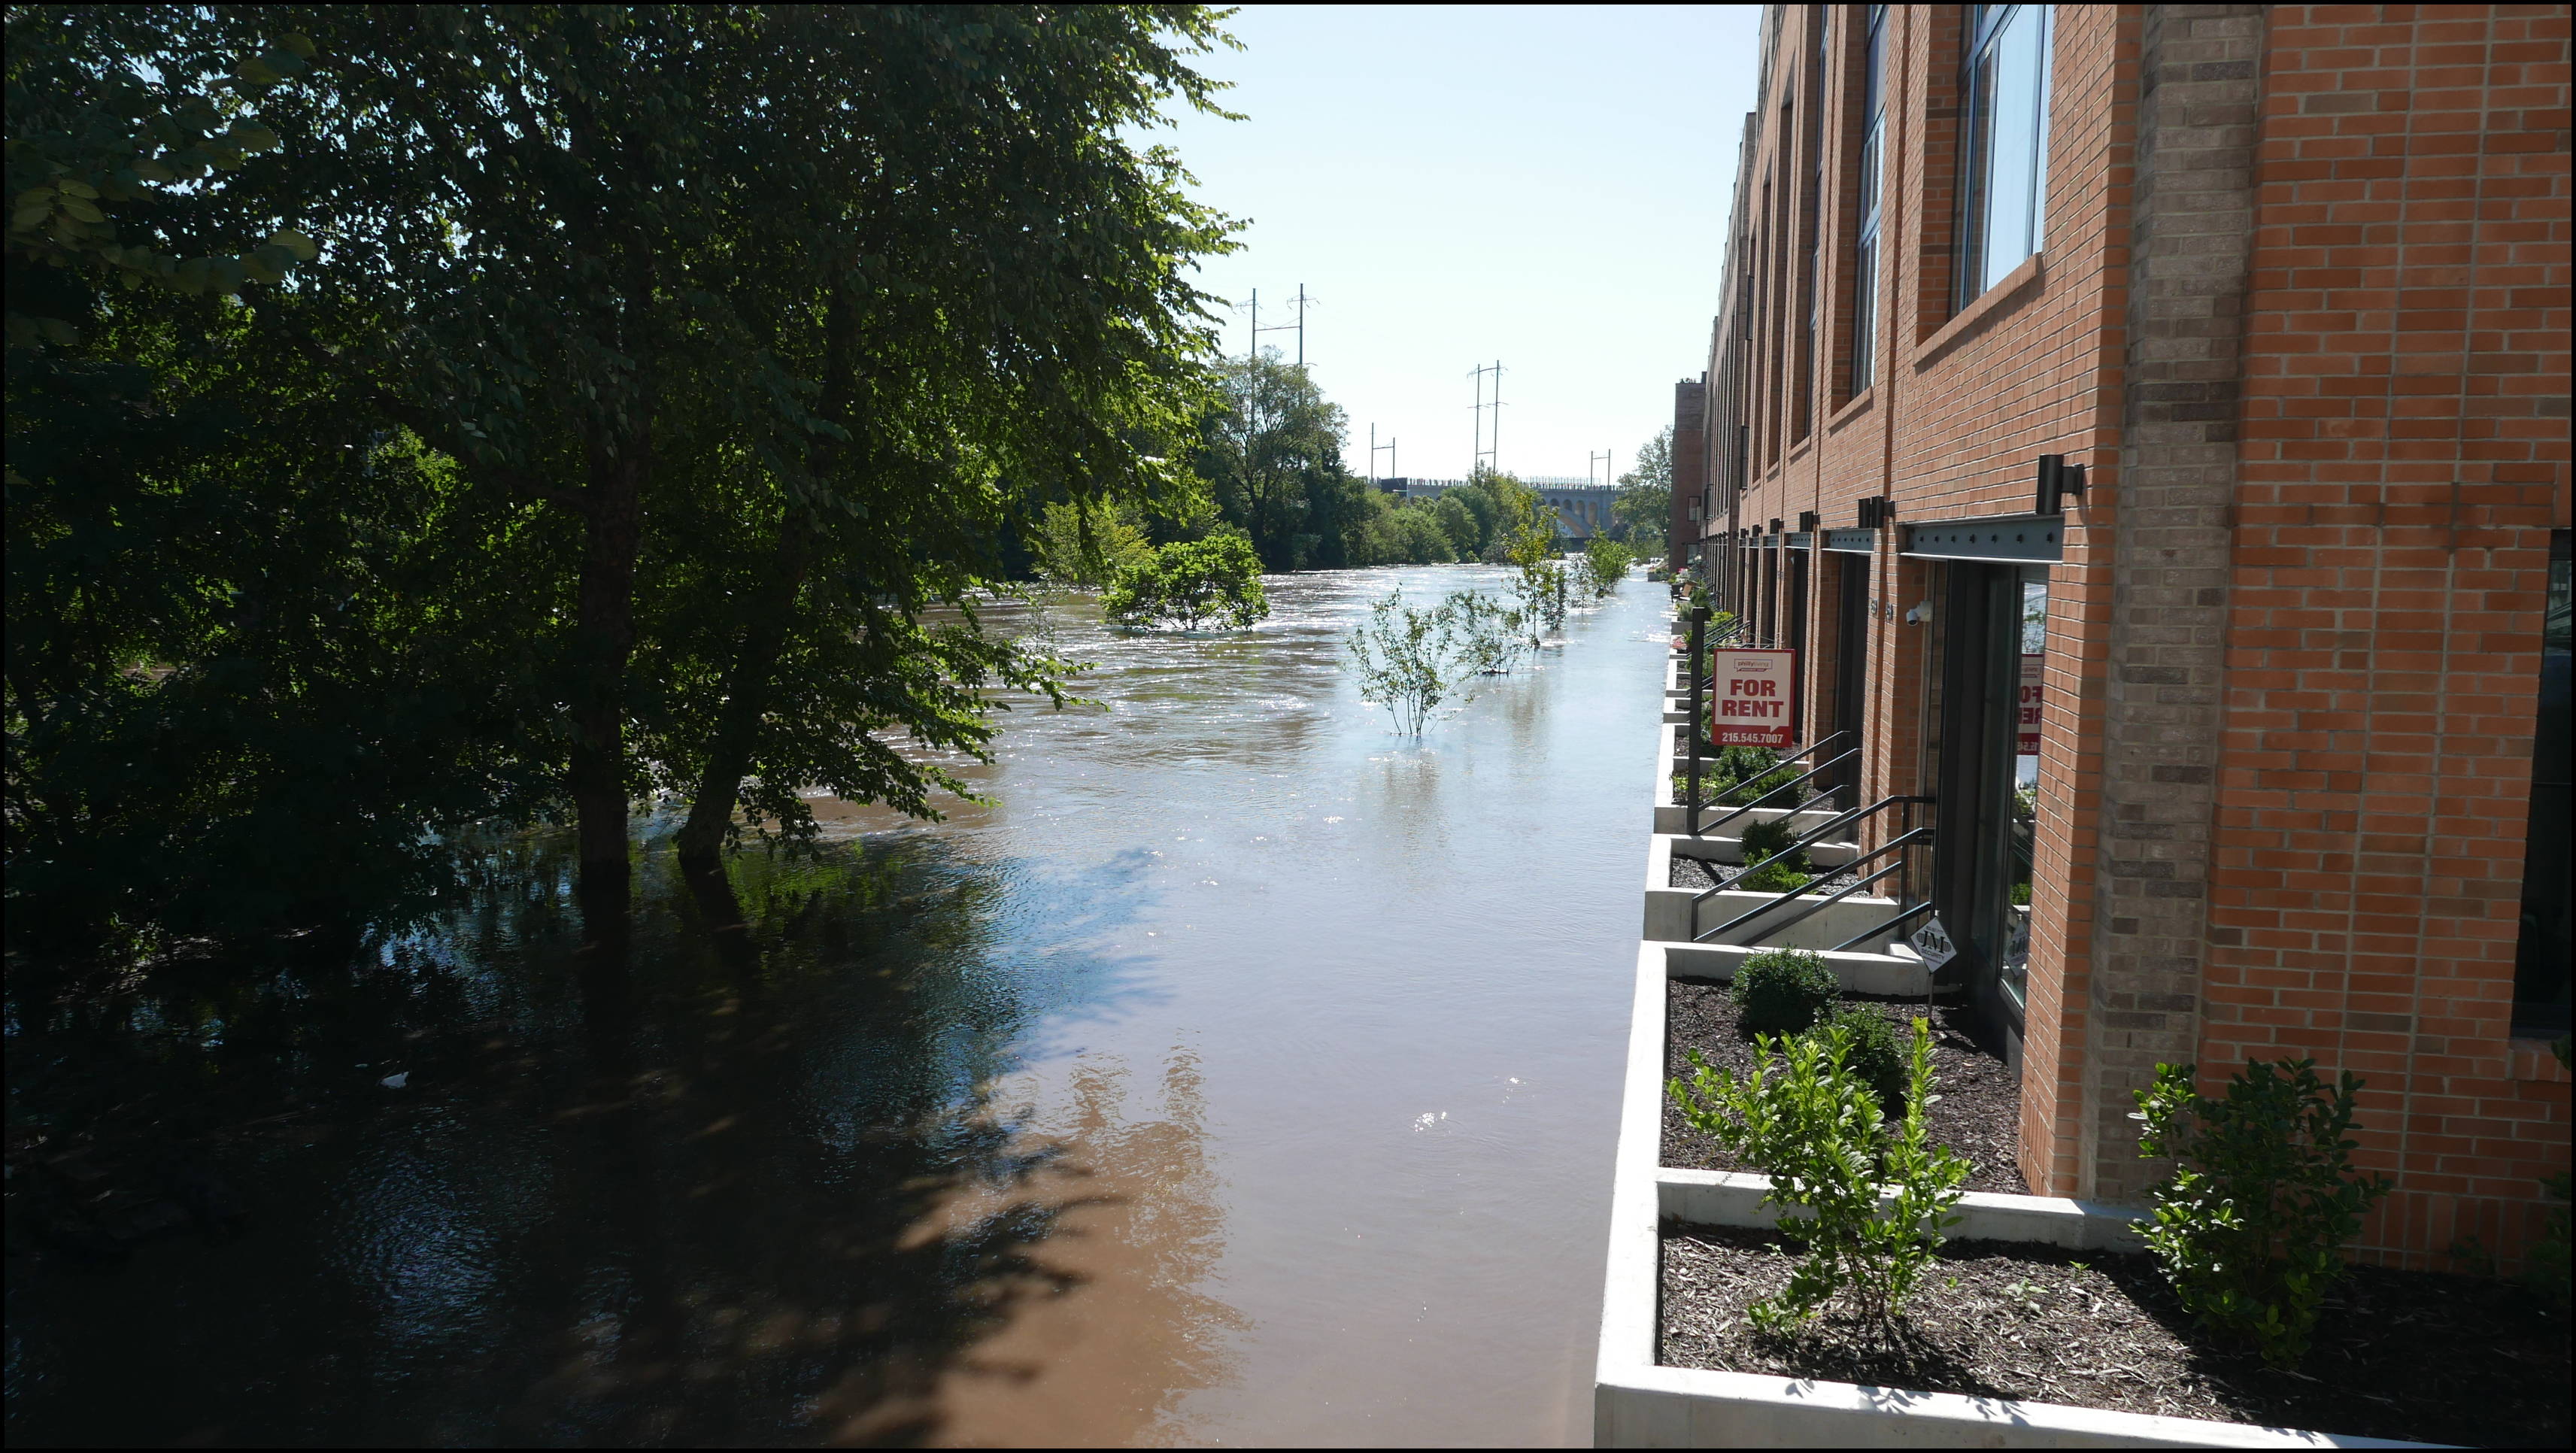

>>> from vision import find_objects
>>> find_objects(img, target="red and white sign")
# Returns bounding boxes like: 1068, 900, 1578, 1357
2017, 654, 2044, 756
1709, 648, 1797, 749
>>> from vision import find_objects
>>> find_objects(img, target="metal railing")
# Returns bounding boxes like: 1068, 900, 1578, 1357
1684, 793, 1937, 953
1686, 730, 1856, 838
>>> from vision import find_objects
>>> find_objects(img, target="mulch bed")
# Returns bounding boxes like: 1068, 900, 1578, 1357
1664, 980, 2026, 1194
1661, 1224, 2570, 1448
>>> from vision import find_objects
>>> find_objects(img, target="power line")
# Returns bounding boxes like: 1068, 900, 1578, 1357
1249, 284, 1314, 367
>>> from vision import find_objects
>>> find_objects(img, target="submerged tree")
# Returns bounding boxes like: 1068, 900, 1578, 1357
1347, 590, 1459, 736
1103, 531, 1269, 631
1583, 537, 1633, 596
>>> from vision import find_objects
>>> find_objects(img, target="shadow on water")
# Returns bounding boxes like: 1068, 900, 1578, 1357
5, 830, 1232, 1446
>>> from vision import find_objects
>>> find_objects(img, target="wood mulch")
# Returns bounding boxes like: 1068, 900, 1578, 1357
1660, 1224, 2570, 1448
1664, 980, 2026, 1194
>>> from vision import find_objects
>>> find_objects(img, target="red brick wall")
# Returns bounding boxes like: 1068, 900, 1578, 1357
2204, 2, 2572, 1269
1705, 3, 2569, 1266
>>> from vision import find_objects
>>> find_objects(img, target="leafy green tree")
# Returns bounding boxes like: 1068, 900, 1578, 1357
1583, 537, 1632, 596
8, 4, 1242, 942
1616, 424, 1673, 553
1032, 500, 1154, 589
1104, 531, 1269, 630
1445, 480, 1503, 558
271, 5, 1233, 884
4, 8, 321, 349
1432, 494, 1479, 559
1191, 347, 1349, 570
8, 10, 560, 947
1349, 490, 1456, 566
1482, 469, 1567, 642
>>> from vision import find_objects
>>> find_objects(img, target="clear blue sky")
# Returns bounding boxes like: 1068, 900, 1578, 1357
1148, 4, 1761, 484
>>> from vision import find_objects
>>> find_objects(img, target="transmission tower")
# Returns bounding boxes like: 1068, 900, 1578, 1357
1248, 284, 1314, 367
1469, 361, 1504, 475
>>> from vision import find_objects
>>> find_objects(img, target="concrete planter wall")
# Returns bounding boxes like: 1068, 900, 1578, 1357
1643, 835, 1901, 949
1598, 695, 2442, 1448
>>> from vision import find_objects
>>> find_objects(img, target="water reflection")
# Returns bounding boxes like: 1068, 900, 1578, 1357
9, 566, 1668, 1448
7, 834, 1230, 1446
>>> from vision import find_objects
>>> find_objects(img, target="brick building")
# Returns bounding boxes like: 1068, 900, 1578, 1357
1682, 3, 2569, 1265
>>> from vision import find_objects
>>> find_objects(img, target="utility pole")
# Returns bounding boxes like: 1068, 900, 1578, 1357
1469, 360, 1504, 475
1589, 450, 1613, 488
1370, 426, 1396, 487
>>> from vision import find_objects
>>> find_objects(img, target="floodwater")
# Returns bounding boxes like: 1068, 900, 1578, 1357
5, 566, 1671, 1448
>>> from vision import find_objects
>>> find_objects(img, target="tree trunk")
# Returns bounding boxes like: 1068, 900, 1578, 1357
569, 437, 650, 912
675, 287, 856, 867
672, 604, 792, 866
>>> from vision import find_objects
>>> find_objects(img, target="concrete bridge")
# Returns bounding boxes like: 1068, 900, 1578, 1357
1373, 476, 1620, 542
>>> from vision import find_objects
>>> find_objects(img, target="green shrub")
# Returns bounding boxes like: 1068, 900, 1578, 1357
2132, 1058, 2395, 1369
1737, 816, 1795, 861
1814, 1006, 1905, 1108
1729, 948, 1837, 1036
1735, 857, 1811, 893
1723, 764, 1801, 806
1669, 1017, 1970, 1331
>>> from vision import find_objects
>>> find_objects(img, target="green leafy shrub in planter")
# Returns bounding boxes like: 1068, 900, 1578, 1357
1723, 764, 1801, 807
1729, 948, 1837, 1036
1814, 1006, 1905, 1109
1737, 816, 1796, 862
1734, 857, 1812, 893
2132, 1058, 2394, 1369
1669, 1017, 1970, 1331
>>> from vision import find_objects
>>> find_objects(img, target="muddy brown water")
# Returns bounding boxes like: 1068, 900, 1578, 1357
5, 566, 1669, 1447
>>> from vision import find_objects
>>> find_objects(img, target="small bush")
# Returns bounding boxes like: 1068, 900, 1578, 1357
1730, 948, 1837, 1037
1669, 1017, 1971, 1331
2132, 1057, 2394, 1369
1738, 817, 1796, 861
1735, 857, 1811, 893
1723, 764, 1801, 806
1815, 1006, 1905, 1108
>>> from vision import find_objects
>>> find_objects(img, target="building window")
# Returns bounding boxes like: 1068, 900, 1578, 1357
2515, 530, 2572, 1036
1851, 5, 1888, 391
1954, 3, 2053, 305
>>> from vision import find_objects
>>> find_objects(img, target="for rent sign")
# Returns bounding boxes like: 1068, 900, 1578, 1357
1709, 649, 1796, 749
2018, 654, 2044, 756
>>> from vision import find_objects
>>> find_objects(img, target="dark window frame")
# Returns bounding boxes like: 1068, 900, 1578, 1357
1852, 3, 1889, 392
1953, 3, 2053, 308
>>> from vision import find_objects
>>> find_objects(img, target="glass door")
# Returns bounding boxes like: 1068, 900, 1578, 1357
1934, 561, 2047, 1051
1832, 554, 1870, 807
2000, 568, 2047, 1009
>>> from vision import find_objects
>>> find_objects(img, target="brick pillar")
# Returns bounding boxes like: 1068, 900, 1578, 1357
2081, 3, 2267, 1200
